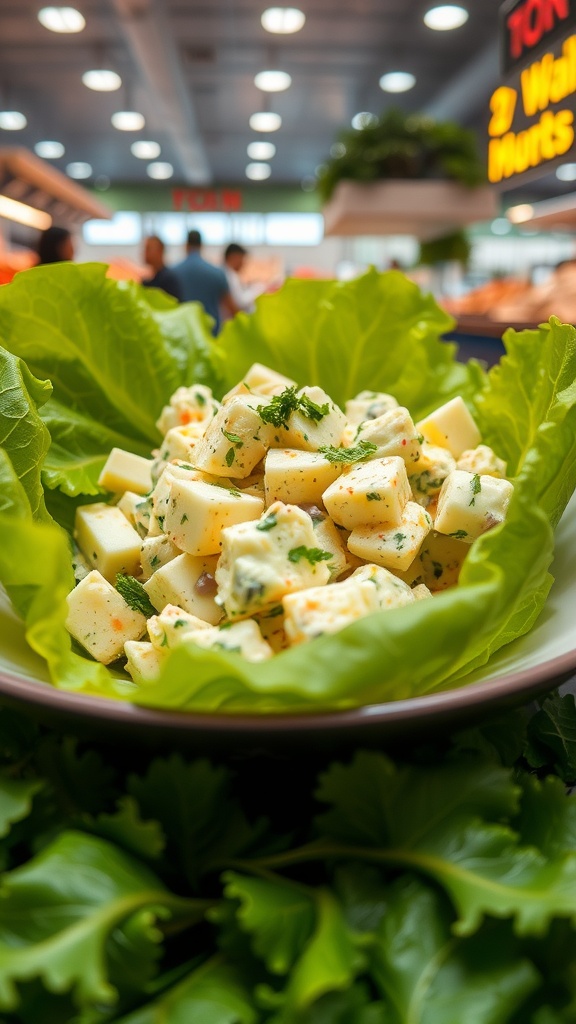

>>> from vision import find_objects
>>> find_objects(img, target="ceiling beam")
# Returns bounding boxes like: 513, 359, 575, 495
110, 0, 211, 184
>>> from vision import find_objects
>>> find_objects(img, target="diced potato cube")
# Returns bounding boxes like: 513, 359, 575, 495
215, 501, 331, 619
283, 577, 381, 645
158, 426, 199, 463
264, 449, 341, 506
322, 456, 411, 530
348, 502, 433, 572
151, 462, 207, 519
417, 397, 481, 458
412, 584, 433, 601
355, 407, 421, 468
192, 394, 273, 479
223, 363, 296, 402
418, 531, 470, 591
311, 515, 350, 580
140, 534, 180, 580
147, 604, 212, 650
134, 496, 154, 537
156, 384, 219, 435
345, 390, 399, 425
143, 553, 221, 624
124, 641, 166, 683
186, 619, 273, 662
97, 448, 153, 496
274, 386, 347, 452
434, 470, 513, 542
409, 443, 456, 507
66, 570, 146, 664
117, 491, 144, 527
255, 606, 290, 652
348, 563, 416, 609
163, 477, 264, 556
75, 503, 142, 582
457, 445, 507, 478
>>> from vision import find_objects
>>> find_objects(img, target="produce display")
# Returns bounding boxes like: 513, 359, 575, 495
0, 264, 575, 712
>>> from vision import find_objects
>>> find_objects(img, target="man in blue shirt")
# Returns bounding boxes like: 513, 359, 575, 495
172, 229, 237, 333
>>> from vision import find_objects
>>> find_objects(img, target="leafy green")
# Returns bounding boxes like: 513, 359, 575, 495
287, 547, 332, 566
525, 693, 576, 783
115, 574, 156, 618
0, 777, 43, 839
114, 959, 258, 1024
258, 386, 329, 430
222, 872, 315, 975
0, 346, 52, 520
85, 797, 166, 861
318, 441, 377, 463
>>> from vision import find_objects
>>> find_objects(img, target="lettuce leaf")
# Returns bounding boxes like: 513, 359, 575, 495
0, 346, 52, 520
0, 269, 576, 712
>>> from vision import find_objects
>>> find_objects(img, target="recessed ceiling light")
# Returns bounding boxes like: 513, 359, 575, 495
34, 140, 65, 158
0, 195, 52, 230
254, 70, 292, 92
491, 218, 511, 235
246, 162, 271, 180
261, 7, 305, 33
507, 204, 534, 224
38, 6, 85, 32
131, 140, 161, 159
247, 141, 276, 159
111, 111, 145, 131
0, 111, 27, 130
147, 161, 173, 179
351, 112, 377, 130
424, 5, 469, 30
556, 163, 576, 181
82, 69, 122, 92
66, 161, 92, 179
379, 72, 416, 93
249, 112, 282, 132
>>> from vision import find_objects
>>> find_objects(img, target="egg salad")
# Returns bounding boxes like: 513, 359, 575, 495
65, 364, 513, 680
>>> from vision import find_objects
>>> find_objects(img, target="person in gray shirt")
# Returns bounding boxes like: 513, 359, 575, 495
172, 229, 237, 333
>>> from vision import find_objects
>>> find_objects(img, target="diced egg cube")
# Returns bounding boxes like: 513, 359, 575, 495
150, 462, 207, 529
348, 501, 433, 572
456, 445, 507, 478
156, 384, 219, 435
417, 397, 481, 459
355, 407, 422, 468
97, 448, 153, 496
322, 456, 411, 530
192, 395, 273, 479
185, 619, 273, 662
348, 563, 416, 609
215, 501, 331, 619
264, 449, 341, 506
147, 604, 212, 651
140, 534, 180, 580
143, 553, 221, 624
223, 363, 297, 402
283, 576, 382, 644
124, 641, 166, 683
158, 425, 199, 463
66, 570, 146, 664
75, 503, 142, 582
275, 387, 348, 452
163, 477, 264, 556
409, 443, 456, 507
434, 470, 514, 543
345, 390, 399, 425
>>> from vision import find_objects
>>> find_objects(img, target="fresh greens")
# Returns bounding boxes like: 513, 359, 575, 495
258, 386, 329, 430
318, 441, 377, 464
0, 704, 574, 1021
115, 574, 156, 618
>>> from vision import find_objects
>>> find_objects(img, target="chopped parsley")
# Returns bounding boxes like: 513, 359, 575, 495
318, 441, 377, 464
259, 386, 329, 429
449, 529, 468, 539
149, 554, 161, 568
394, 532, 406, 550
263, 604, 283, 618
222, 428, 243, 446
115, 574, 156, 617
209, 481, 242, 498
256, 512, 278, 532
173, 619, 188, 628
195, 391, 206, 406
225, 447, 236, 467
366, 492, 381, 501
288, 546, 333, 566
432, 561, 443, 580
180, 513, 189, 524
469, 474, 482, 506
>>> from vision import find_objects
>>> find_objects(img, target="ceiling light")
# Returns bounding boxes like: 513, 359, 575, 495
35, 140, 65, 158
491, 217, 511, 235
37, 6, 85, 32
131, 140, 161, 159
351, 112, 377, 130
0, 111, 27, 130
147, 161, 173, 179
507, 204, 534, 224
249, 112, 282, 132
0, 195, 52, 230
254, 70, 292, 92
247, 141, 276, 159
261, 7, 305, 33
379, 72, 416, 93
82, 69, 122, 92
556, 163, 576, 181
66, 161, 92, 179
246, 162, 272, 180
111, 111, 145, 131
423, 5, 469, 30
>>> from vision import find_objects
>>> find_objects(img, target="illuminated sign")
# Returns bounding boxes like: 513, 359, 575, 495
489, 0, 576, 185
172, 189, 242, 212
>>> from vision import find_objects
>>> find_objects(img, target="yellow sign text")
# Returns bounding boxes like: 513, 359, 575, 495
488, 108, 574, 182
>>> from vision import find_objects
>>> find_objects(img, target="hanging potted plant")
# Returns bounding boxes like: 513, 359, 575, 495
319, 110, 496, 239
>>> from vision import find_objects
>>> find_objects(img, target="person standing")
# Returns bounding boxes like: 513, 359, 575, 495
172, 229, 237, 333
37, 226, 74, 264
142, 235, 182, 301
223, 242, 263, 315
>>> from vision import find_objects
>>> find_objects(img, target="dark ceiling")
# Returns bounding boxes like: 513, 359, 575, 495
0, 0, 567, 196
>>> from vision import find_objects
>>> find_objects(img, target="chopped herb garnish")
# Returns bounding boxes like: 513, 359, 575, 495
288, 546, 333, 565
366, 492, 381, 501
432, 561, 443, 580
449, 529, 468, 539
173, 619, 187, 628
209, 481, 242, 498
257, 512, 278, 532
160, 632, 169, 648
218, 620, 234, 630
259, 386, 330, 429
318, 441, 378, 464
115, 574, 155, 617
225, 447, 236, 467
222, 428, 243, 446
417, 433, 425, 445
394, 532, 406, 550
214, 642, 242, 653
263, 605, 283, 618
149, 554, 160, 568
469, 474, 482, 506
180, 513, 189, 524
195, 391, 206, 406
298, 394, 330, 422
157, 515, 165, 528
